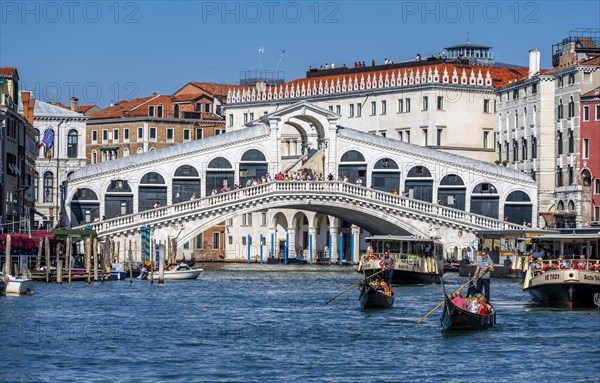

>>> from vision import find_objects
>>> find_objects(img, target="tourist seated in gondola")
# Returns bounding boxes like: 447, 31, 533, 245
557, 255, 572, 269
450, 291, 467, 310
477, 296, 492, 315
468, 295, 481, 314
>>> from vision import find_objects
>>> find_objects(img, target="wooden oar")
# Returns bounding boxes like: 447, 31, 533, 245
416, 268, 488, 324
325, 269, 385, 304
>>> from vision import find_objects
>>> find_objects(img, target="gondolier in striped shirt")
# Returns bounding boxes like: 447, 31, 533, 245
474, 251, 494, 302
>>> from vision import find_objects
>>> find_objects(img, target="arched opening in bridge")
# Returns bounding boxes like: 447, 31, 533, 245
172, 165, 201, 203
504, 190, 532, 225
70, 188, 100, 226
371, 157, 400, 192
338, 150, 366, 184
239, 149, 268, 187
271, 212, 289, 259
438, 174, 466, 210
404, 166, 433, 202
139, 172, 167, 211
291, 211, 310, 258
279, 113, 327, 175
206, 157, 234, 194
105, 180, 133, 218
470, 182, 499, 219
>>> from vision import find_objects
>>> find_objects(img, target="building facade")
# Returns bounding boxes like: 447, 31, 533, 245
1, 67, 37, 233
580, 87, 600, 224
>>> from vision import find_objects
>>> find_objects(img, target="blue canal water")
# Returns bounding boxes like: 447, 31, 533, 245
1, 264, 599, 383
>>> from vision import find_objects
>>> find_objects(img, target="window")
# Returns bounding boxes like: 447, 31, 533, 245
150, 127, 157, 141
228, 236, 233, 245
556, 167, 563, 187
422, 96, 428, 111
381, 101, 386, 115
436, 128, 443, 146
349, 104, 355, 117
531, 136, 537, 159
195, 128, 203, 140
166, 128, 174, 142
212, 232, 220, 249
137, 147, 143, 154
595, 206, 600, 222
568, 73, 575, 85
398, 129, 410, 143
568, 166, 574, 185
568, 97, 575, 118
242, 237, 246, 246
123, 148, 129, 157
437, 96, 443, 110
484, 99, 490, 113
67, 129, 78, 158
497, 142, 502, 162
102, 129, 108, 143
183, 129, 191, 141
242, 213, 252, 226
249, 112, 254, 121
513, 89, 519, 99
328, 106, 333, 112
568, 130, 574, 153
558, 76, 563, 87
43, 171, 53, 202
596, 105, 600, 120
405, 98, 411, 112
205, 104, 211, 113
261, 212, 267, 226
215, 129, 225, 135
371, 101, 376, 115
513, 140, 518, 162
583, 106, 590, 121
124, 128, 130, 141
422, 128, 428, 146
195, 234, 203, 249
335, 105, 341, 115
532, 83, 538, 94
595, 179, 600, 194
174, 104, 179, 118
33, 173, 38, 202
522, 138, 527, 160
505, 142, 509, 162
356, 103, 362, 117
557, 131, 563, 155
138, 127, 143, 140
113, 129, 119, 142
92, 130, 97, 144
398, 99, 403, 113
157, 105, 163, 118
228, 114, 233, 127
91, 150, 97, 164
557, 100, 563, 119
148, 105, 155, 117
483, 131, 490, 149
583, 138, 589, 159
244, 113, 248, 123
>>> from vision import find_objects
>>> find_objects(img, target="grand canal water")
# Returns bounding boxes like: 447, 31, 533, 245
1, 264, 599, 382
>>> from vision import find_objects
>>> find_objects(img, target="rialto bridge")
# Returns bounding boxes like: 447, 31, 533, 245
65, 102, 537, 262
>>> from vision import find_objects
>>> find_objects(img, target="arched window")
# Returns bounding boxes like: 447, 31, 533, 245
471, 182, 499, 219
405, 166, 433, 201
568, 200, 575, 211
438, 174, 466, 210
123, 148, 130, 157
173, 165, 201, 203
504, 190, 533, 225
91, 150, 97, 164
338, 150, 367, 184
568, 96, 575, 118
207, 157, 234, 194
139, 172, 167, 212
557, 99, 563, 119
340, 150, 365, 162
43, 171, 53, 202
67, 129, 78, 158
581, 169, 592, 186
240, 149, 268, 186
137, 147, 143, 154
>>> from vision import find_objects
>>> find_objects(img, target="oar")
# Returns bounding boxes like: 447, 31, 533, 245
325, 269, 385, 304
416, 268, 488, 324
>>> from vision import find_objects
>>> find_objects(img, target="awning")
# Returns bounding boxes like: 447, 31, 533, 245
33, 209, 48, 219
53, 228, 97, 240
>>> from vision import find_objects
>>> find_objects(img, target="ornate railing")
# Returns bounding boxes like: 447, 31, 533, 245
78, 181, 526, 237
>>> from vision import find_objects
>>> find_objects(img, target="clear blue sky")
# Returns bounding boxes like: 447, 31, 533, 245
1, 0, 598, 108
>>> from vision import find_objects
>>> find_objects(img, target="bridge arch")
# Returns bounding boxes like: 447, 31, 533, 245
504, 190, 533, 225
471, 182, 499, 219
239, 149, 268, 187
372, 157, 400, 192
338, 150, 367, 184
405, 165, 433, 202
438, 174, 466, 210
105, 179, 133, 218
172, 165, 201, 203
206, 156, 234, 194
70, 188, 100, 226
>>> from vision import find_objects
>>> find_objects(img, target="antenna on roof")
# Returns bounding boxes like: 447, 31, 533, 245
275, 49, 286, 71
258, 46, 264, 70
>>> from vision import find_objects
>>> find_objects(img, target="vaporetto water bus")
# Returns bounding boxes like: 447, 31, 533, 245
357, 235, 443, 284
521, 232, 600, 309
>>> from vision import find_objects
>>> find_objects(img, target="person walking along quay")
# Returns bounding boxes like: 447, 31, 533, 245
474, 251, 494, 302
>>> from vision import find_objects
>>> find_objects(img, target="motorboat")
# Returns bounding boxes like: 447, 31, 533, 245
2, 273, 34, 294
149, 263, 203, 280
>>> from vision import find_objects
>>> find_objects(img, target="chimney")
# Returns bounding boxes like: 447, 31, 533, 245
70, 97, 79, 112
20, 91, 34, 125
528, 49, 540, 78
152, 92, 157, 97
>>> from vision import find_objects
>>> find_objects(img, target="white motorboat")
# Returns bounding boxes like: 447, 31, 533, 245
3, 274, 34, 294
149, 263, 203, 280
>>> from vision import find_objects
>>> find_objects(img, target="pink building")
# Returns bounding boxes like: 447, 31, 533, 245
580, 87, 600, 224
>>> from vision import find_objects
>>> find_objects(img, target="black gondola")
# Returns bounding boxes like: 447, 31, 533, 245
440, 280, 495, 330
358, 279, 394, 309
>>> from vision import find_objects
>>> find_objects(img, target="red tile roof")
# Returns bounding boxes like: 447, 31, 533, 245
52, 102, 97, 113
581, 87, 600, 99
89, 95, 157, 119
0, 67, 18, 78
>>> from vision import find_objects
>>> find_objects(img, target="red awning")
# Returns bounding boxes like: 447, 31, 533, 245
0, 231, 56, 251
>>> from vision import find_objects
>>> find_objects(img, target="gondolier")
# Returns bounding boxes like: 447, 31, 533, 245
474, 251, 494, 302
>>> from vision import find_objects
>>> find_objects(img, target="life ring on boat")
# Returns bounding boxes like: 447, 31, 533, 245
379, 260, 386, 269
542, 263, 558, 272
366, 254, 376, 261
589, 263, 599, 271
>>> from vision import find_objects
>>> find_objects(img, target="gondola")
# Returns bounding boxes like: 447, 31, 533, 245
440, 280, 495, 331
358, 278, 394, 309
